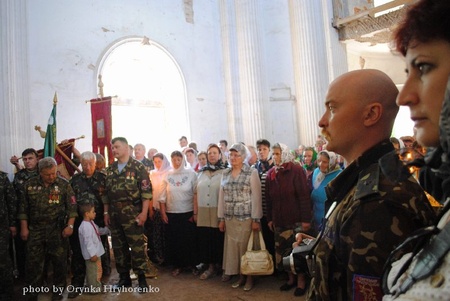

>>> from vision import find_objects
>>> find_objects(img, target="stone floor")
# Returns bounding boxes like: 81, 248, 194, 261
13, 259, 307, 301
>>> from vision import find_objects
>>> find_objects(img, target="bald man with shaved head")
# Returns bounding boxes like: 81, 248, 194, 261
297, 70, 435, 300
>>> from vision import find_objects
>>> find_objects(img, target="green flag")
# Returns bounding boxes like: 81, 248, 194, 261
44, 93, 57, 157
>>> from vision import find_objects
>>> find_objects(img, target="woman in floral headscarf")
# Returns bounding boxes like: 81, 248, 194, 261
310, 150, 342, 234
266, 143, 312, 297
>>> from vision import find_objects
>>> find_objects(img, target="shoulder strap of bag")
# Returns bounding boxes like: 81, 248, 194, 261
246, 230, 267, 251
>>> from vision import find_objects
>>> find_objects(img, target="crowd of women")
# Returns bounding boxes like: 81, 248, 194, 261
143, 2, 450, 298
138, 135, 345, 296
3, 1, 448, 300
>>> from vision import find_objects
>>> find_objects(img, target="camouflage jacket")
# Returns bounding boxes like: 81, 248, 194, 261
70, 170, 107, 225
308, 141, 436, 301
141, 157, 154, 173
17, 176, 77, 227
0, 171, 17, 228
105, 157, 152, 205
13, 168, 38, 195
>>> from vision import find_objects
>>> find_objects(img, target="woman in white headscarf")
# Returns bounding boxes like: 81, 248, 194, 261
148, 153, 170, 265
160, 150, 198, 276
266, 143, 312, 297
310, 150, 342, 234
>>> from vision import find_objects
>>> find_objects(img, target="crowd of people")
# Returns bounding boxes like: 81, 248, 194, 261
0, 0, 449, 300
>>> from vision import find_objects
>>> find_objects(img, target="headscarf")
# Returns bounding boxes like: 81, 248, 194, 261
201, 144, 226, 172
152, 153, 171, 174
427, 76, 450, 202
170, 150, 189, 173
303, 147, 318, 171
229, 143, 251, 166
271, 143, 297, 179
313, 150, 341, 189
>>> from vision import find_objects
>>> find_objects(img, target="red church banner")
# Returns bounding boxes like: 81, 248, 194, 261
90, 96, 113, 165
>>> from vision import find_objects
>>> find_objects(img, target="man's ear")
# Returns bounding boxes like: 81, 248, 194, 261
363, 103, 382, 126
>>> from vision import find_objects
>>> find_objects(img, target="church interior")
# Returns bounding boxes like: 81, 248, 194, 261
1, 0, 415, 175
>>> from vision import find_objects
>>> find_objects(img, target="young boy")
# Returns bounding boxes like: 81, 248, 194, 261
78, 203, 109, 292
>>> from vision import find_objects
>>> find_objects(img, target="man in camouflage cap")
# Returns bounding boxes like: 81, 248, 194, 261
298, 70, 435, 300
68, 151, 108, 299
18, 157, 77, 301
104, 137, 152, 292
0, 170, 17, 300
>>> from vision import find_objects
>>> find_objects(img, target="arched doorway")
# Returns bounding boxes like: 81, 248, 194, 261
98, 37, 189, 155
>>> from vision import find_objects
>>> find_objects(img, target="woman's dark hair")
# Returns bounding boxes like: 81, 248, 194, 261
393, 0, 450, 56
207, 143, 222, 154
171, 150, 183, 158
153, 152, 165, 161
256, 139, 270, 148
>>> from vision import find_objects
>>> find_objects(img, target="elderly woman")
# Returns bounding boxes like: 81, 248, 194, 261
302, 146, 317, 191
160, 150, 198, 276
148, 152, 170, 265
218, 143, 262, 291
195, 144, 227, 280
265, 143, 312, 296
310, 150, 342, 234
383, 0, 450, 299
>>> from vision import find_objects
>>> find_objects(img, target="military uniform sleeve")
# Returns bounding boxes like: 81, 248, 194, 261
64, 182, 78, 219
137, 163, 152, 201
2, 174, 17, 227
341, 194, 434, 298
98, 172, 108, 206
17, 181, 29, 221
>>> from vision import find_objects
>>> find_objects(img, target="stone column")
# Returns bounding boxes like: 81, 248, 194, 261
219, 0, 244, 143
289, 0, 334, 146
0, 0, 31, 175
321, 0, 348, 81
234, 0, 269, 145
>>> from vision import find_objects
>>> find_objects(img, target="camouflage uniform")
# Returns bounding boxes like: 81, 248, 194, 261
12, 168, 38, 278
140, 157, 154, 173
69, 170, 108, 288
0, 172, 17, 301
105, 157, 152, 274
17, 176, 77, 297
140, 156, 155, 261
307, 141, 435, 301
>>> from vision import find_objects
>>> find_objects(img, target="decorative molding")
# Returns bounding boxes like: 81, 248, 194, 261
337, 9, 406, 42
